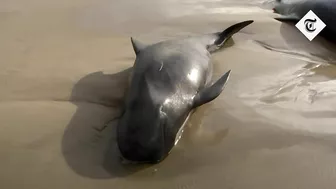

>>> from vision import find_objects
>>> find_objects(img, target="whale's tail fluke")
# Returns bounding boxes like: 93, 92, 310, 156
208, 20, 254, 53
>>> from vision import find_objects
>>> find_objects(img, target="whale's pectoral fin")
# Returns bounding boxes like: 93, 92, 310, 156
274, 15, 300, 23
192, 70, 231, 109
214, 20, 254, 48
130, 37, 147, 55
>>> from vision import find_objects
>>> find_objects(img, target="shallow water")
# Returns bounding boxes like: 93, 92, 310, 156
1, 0, 336, 188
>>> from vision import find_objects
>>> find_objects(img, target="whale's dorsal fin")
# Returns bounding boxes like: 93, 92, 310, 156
192, 70, 231, 109
130, 37, 147, 55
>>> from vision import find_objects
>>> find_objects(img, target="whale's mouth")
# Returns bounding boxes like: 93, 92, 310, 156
117, 139, 167, 164
119, 156, 141, 165
174, 111, 192, 146
119, 154, 162, 165
117, 143, 157, 165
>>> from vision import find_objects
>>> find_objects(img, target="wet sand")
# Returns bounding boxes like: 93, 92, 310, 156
1, 0, 336, 188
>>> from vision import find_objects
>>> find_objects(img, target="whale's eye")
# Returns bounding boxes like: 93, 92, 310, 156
273, 8, 278, 13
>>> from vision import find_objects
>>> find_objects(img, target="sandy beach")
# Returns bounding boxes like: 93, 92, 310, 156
2, 0, 336, 188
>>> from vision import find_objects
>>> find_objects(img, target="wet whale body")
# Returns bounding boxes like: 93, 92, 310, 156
116, 20, 254, 164
273, 0, 336, 42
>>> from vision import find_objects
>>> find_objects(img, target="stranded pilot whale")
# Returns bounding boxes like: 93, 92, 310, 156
117, 20, 254, 164
273, 0, 336, 42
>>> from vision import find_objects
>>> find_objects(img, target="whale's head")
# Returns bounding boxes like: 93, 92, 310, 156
273, 0, 305, 15
116, 72, 179, 164
117, 103, 170, 164
273, 0, 291, 15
